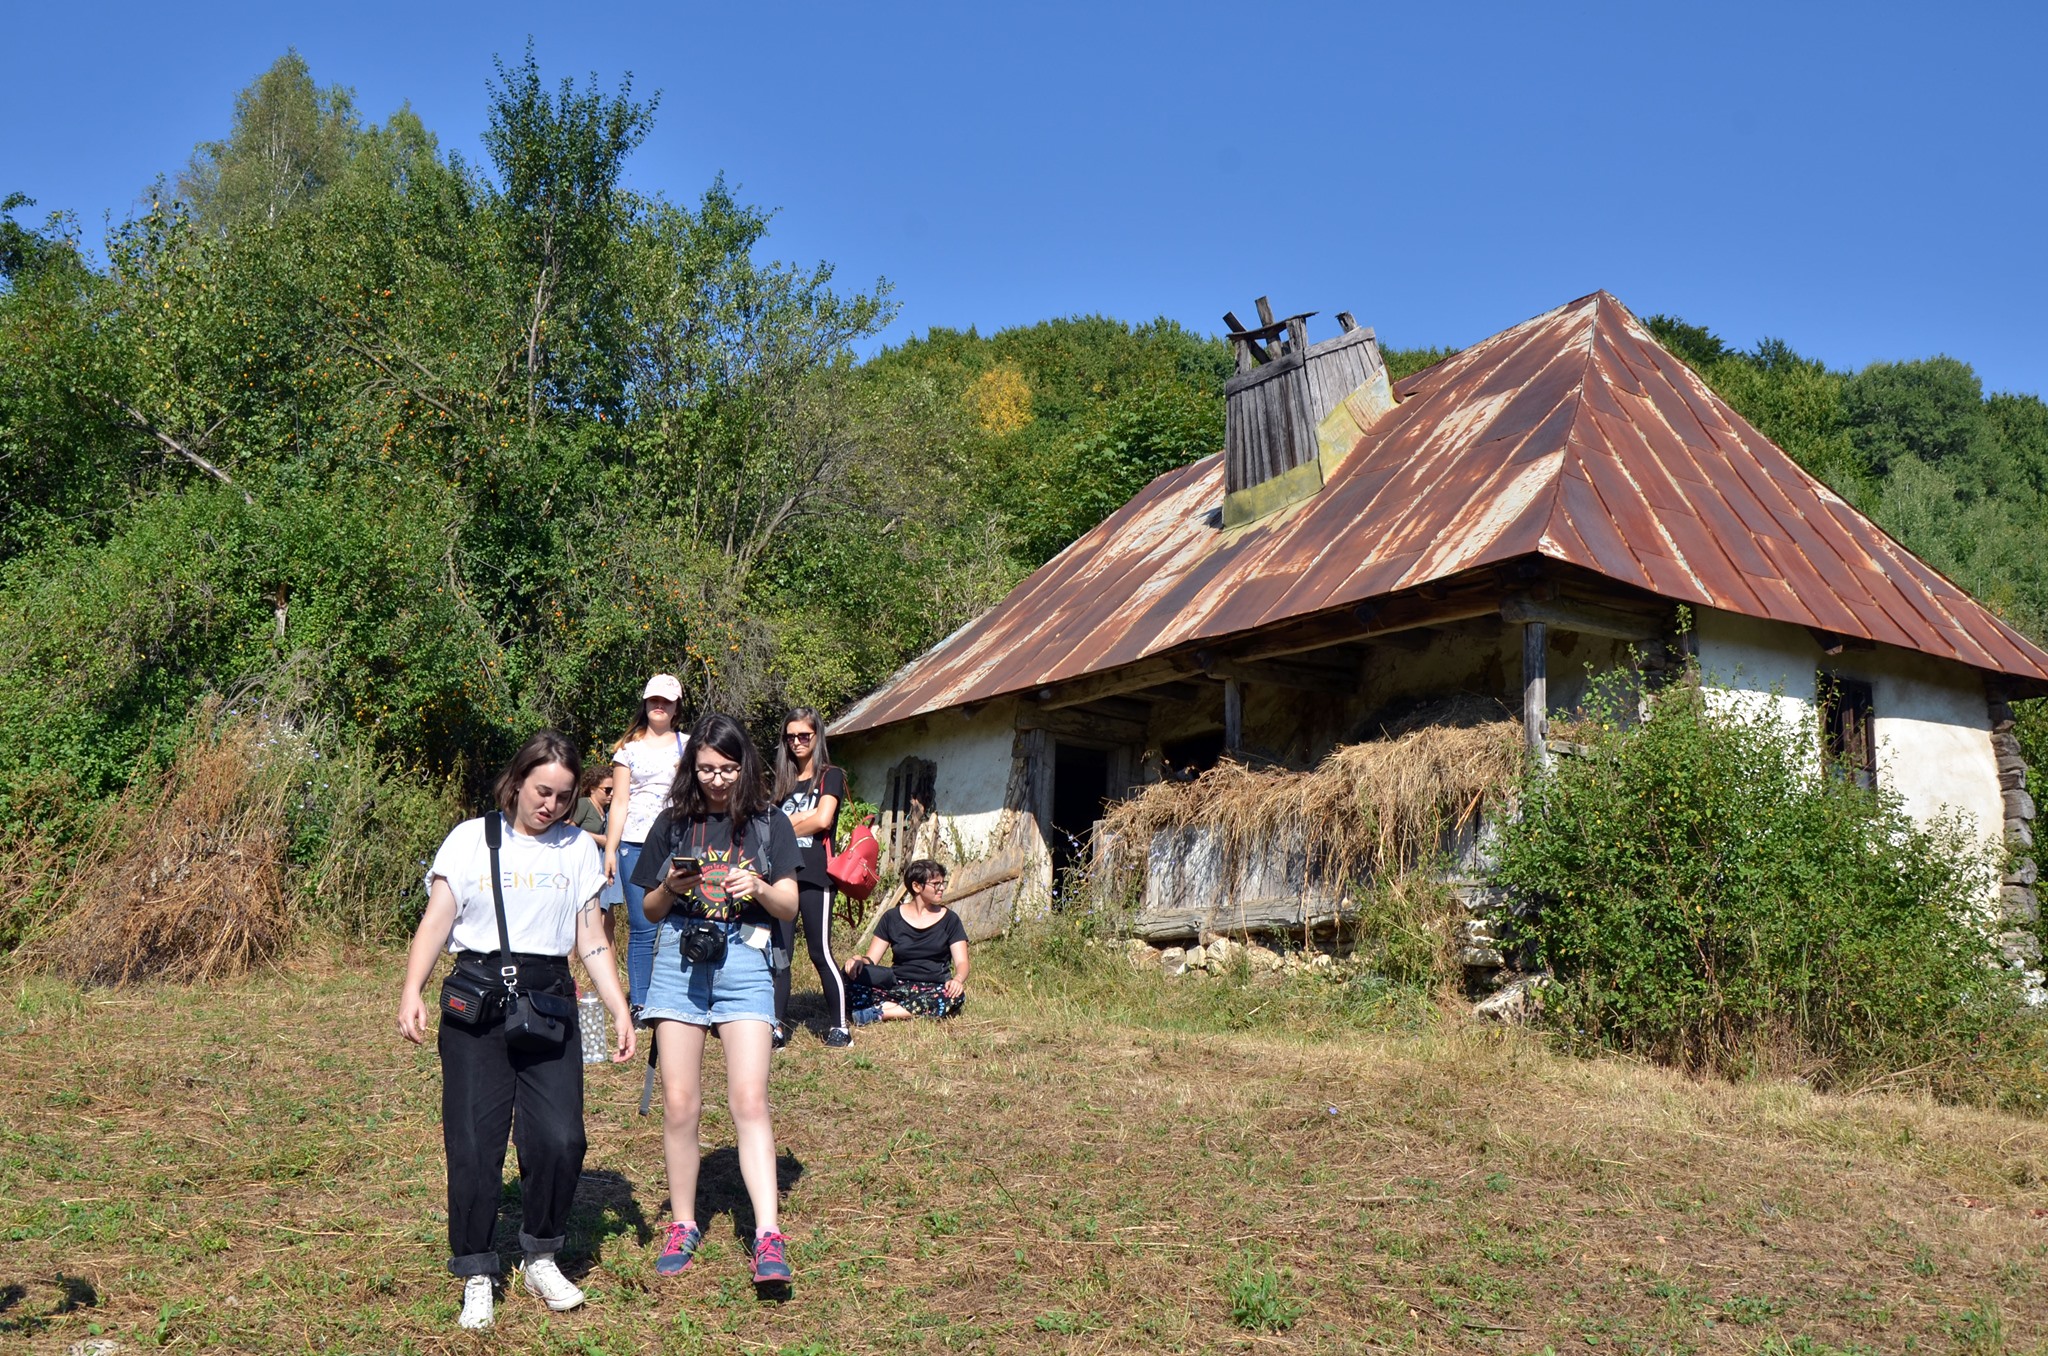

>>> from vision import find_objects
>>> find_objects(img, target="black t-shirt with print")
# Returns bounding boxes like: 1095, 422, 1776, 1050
778, 766, 847, 887
874, 905, 968, 985
631, 808, 799, 928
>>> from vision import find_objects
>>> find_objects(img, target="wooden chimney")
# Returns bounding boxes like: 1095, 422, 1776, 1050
1221, 298, 1394, 528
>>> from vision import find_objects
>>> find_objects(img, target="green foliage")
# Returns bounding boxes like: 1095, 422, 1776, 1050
1223, 1246, 1308, 1332
177, 51, 361, 232
1493, 680, 2037, 1100
1347, 873, 1460, 990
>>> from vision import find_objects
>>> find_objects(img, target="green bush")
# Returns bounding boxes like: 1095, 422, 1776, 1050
1493, 681, 2034, 1099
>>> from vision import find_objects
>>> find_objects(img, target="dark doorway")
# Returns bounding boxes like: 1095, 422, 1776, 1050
1049, 742, 1112, 895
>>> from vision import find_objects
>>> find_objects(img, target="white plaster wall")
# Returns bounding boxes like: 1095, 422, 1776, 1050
1695, 609, 1819, 756
833, 697, 1019, 860
1863, 650, 2001, 846
1694, 608, 2000, 847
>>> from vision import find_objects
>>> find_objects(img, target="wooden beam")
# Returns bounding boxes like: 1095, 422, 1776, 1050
1071, 695, 1153, 722
1016, 705, 1148, 746
1035, 656, 1198, 711
1196, 651, 1356, 693
1806, 627, 1874, 655
1522, 621, 1548, 758
1231, 591, 1499, 662
1223, 677, 1243, 755
1501, 595, 1667, 642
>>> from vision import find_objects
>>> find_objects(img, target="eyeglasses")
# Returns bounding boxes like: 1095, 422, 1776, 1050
784, 730, 815, 744
695, 764, 742, 781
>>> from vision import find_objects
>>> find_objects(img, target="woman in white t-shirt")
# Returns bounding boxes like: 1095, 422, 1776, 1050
603, 673, 690, 1006
396, 730, 636, 1331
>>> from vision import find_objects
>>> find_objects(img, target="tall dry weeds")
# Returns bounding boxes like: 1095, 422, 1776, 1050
28, 703, 299, 985
1097, 711, 1522, 904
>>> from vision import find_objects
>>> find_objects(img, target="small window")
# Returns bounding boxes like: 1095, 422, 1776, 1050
1818, 675, 1875, 790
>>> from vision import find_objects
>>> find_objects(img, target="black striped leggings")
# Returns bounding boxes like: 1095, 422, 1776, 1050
773, 883, 848, 1031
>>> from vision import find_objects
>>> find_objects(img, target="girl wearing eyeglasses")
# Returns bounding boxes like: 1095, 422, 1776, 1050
770, 707, 851, 1047
630, 713, 801, 1287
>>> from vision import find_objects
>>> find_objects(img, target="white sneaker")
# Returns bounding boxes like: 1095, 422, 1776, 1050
521, 1252, 586, 1311
457, 1275, 494, 1330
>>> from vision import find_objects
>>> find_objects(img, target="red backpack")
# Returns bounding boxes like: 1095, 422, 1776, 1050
827, 815, 882, 901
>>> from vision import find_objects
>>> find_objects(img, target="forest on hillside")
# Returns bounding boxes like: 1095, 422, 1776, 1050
4, 52, 2047, 941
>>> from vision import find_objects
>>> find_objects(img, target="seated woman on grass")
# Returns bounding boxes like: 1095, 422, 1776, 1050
842, 859, 970, 1023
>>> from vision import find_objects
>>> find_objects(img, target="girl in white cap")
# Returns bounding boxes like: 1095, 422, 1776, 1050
603, 674, 689, 1006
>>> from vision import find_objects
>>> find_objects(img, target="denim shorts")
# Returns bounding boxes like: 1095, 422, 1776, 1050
637, 919, 778, 1030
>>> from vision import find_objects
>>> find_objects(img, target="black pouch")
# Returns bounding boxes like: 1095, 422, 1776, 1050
439, 963, 501, 1026
504, 987, 574, 1052
856, 961, 898, 990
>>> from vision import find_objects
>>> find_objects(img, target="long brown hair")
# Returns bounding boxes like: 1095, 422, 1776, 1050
492, 730, 583, 816
771, 706, 833, 803
612, 696, 683, 752
669, 713, 773, 821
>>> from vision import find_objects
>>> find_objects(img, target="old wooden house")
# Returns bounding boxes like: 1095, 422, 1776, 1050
828, 292, 2048, 967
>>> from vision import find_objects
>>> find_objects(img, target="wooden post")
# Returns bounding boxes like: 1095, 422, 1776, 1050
1522, 621, 1548, 758
1223, 677, 1243, 756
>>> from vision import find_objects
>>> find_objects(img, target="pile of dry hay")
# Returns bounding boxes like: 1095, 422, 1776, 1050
1097, 701, 1523, 901
29, 707, 299, 986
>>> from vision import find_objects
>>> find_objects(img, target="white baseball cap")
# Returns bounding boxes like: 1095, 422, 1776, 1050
642, 673, 683, 702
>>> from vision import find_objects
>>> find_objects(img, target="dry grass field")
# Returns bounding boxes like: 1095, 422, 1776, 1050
4, 935, 2047, 1354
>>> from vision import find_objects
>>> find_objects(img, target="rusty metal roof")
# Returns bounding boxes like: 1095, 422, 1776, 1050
833, 291, 2048, 734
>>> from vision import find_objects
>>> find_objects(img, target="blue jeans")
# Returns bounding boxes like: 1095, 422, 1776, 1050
619, 840, 656, 1007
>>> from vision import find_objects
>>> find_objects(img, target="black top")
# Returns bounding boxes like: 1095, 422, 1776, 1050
778, 766, 847, 887
631, 808, 799, 927
874, 905, 968, 985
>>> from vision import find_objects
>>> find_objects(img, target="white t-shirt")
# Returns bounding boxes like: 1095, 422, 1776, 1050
614, 732, 687, 843
426, 816, 605, 956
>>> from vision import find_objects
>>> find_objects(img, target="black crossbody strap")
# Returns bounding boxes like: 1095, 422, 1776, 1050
485, 811, 520, 995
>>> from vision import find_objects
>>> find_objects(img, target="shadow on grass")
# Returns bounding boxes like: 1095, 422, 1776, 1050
490, 1167, 658, 1277
696, 1145, 806, 1247
0, 1273, 97, 1335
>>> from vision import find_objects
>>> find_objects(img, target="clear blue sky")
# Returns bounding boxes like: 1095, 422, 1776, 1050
8, 1, 2045, 395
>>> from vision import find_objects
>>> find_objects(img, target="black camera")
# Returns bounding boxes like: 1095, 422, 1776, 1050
680, 920, 727, 965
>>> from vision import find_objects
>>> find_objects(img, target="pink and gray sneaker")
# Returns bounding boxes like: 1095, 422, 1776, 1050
655, 1221, 703, 1275
750, 1229, 792, 1284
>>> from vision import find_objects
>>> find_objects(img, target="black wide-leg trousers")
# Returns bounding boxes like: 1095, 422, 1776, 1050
436, 962, 586, 1276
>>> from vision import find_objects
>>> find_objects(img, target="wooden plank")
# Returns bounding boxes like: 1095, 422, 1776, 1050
1223, 677, 1243, 754
1500, 595, 1666, 641
1016, 704, 1149, 745
1035, 655, 1199, 710
1196, 653, 1358, 693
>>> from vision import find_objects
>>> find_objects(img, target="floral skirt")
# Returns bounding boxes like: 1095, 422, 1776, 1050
848, 979, 962, 1020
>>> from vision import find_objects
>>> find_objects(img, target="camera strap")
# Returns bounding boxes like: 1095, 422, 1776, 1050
484, 811, 521, 998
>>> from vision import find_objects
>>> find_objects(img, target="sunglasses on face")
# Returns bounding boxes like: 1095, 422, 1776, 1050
784, 730, 815, 744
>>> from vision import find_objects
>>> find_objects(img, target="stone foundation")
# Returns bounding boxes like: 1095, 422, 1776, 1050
1986, 687, 2044, 1000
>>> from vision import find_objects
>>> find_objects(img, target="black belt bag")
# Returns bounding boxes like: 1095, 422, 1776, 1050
439, 959, 503, 1026
438, 812, 572, 1053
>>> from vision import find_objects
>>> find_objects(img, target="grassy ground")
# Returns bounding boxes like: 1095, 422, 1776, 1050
4, 934, 2047, 1354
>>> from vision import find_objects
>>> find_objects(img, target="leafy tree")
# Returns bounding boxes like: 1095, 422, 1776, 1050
178, 52, 361, 231
1843, 356, 1988, 475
